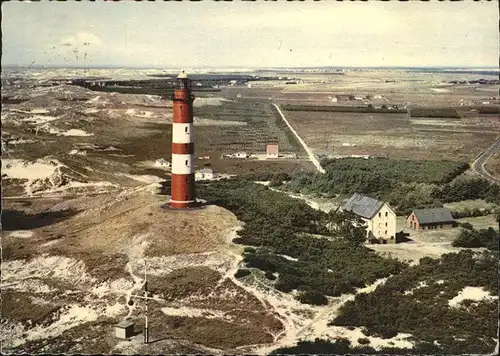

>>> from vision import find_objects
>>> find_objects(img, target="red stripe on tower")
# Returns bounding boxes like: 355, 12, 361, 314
170, 71, 196, 209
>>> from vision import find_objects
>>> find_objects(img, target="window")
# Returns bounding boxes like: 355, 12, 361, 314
385, 212, 388, 217
378, 212, 381, 218
185, 127, 188, 133
185, 160, 188, 166
385, 230, 387, 235
440, 224, 443, 228
180, 105, 183, 111
385, 222, 388, 227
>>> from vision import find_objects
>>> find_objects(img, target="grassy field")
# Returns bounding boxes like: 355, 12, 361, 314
283, 110, 498, 162
444, 199, 498, 212
485, 151, 500, 179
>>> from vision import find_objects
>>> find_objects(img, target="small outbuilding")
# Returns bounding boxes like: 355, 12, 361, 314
195, 168, 215, 181
234, 152, 248, 159
266, 144, 279, 158
115, 320, 135, 339
406, 208, 455, 231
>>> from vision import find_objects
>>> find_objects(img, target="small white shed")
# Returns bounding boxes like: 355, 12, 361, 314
195, 168, 214, 181
115, 320, 135, 339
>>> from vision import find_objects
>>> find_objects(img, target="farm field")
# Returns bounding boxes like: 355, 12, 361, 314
282, 110, 498, 162
485, 151, 500, 179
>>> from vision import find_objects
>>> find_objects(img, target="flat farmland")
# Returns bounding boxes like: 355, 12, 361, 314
192, 98, 304, 155
283, 110, 498, 162
485, 151, 500, 178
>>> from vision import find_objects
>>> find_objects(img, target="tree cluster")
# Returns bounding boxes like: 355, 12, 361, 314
330, 250, 498, 354
197, 180, 405, 304
282, 158, 499, 216
452, 227, 499, 250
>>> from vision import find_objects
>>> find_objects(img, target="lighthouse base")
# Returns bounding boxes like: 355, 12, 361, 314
169, 199, 196, 209
163, 199, 205, 210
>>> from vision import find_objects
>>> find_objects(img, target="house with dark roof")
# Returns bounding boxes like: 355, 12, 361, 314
341, 193, 397, 243
406, 208, 455, 231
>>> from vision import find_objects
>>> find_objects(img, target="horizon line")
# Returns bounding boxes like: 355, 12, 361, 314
2, 64, 499, 70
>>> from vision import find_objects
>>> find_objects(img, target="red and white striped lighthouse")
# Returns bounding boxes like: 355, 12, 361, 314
170, 71, 196, 209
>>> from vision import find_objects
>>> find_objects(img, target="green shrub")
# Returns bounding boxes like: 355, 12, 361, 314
243, 246, 256, 253
459, 222, 474, 230
264, 271, 276, 280
234, 269, 251, 279
357, 337, 371, 345
295, 290, 328, 306
452, 227, 499, 250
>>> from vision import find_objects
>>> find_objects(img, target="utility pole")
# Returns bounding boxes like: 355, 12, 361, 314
128, 260, 157, 344
144, 260, 149, 344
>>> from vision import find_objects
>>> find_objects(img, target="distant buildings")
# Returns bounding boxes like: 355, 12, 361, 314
335, 94, 355, 101
234, 152, 248, 159
195, 168, 215, 181
154, 159, 170, 168
341, 193, 397, 243
223, 152, 248, 159
266, 144, 279, 158
406, 208, 455, 231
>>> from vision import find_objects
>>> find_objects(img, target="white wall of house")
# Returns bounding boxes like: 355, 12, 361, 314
195, 171, 214, 180
365, 203, 397, 240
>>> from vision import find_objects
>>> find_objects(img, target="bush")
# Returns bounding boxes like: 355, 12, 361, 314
459, 222, 474, 230
264, 271, 276, 280
452, 227, 499, 250
296, 290, 328, 306
234, 269, 251, 279
357, 337, 371, 345
451, 208, 492, 219
243, 246, 256, 253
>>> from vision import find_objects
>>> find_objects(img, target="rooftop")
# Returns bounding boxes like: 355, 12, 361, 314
413, 208, 454, 224
116, 320, 135, 329
342, 193, 384, 219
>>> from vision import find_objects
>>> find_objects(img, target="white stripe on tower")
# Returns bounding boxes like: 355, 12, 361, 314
172, 123, 194, 144
171, 154, 194, 175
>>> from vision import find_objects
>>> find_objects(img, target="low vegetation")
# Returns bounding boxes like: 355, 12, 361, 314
330, 250, 498, 354
452, 227, 499, 250
270, 337, 458, 355
148, 267, 221, 300
161, 315, 274, 349
410, 107, 460, 118
282, 158, 499, 215
282, 104, 406, 114
198, 180, 405, 303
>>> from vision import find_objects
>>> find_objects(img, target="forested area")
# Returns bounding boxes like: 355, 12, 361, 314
281, 158, 499, 215
329, 250, 498, 354
197, 180, 405, 303
271, 337, 443, 355
452, 227, 499, 250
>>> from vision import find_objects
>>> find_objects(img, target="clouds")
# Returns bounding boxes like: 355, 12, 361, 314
60, 32, 103, 47
1, 1, 498, 68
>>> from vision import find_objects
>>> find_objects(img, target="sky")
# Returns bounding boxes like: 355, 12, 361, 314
2, 0, 499, 68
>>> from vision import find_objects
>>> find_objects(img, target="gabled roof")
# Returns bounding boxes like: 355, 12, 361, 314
342, 193, 384, 219
412, 208, 454, 224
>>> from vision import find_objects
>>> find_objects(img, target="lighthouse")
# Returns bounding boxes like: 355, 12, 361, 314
170, 71, 196, 209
